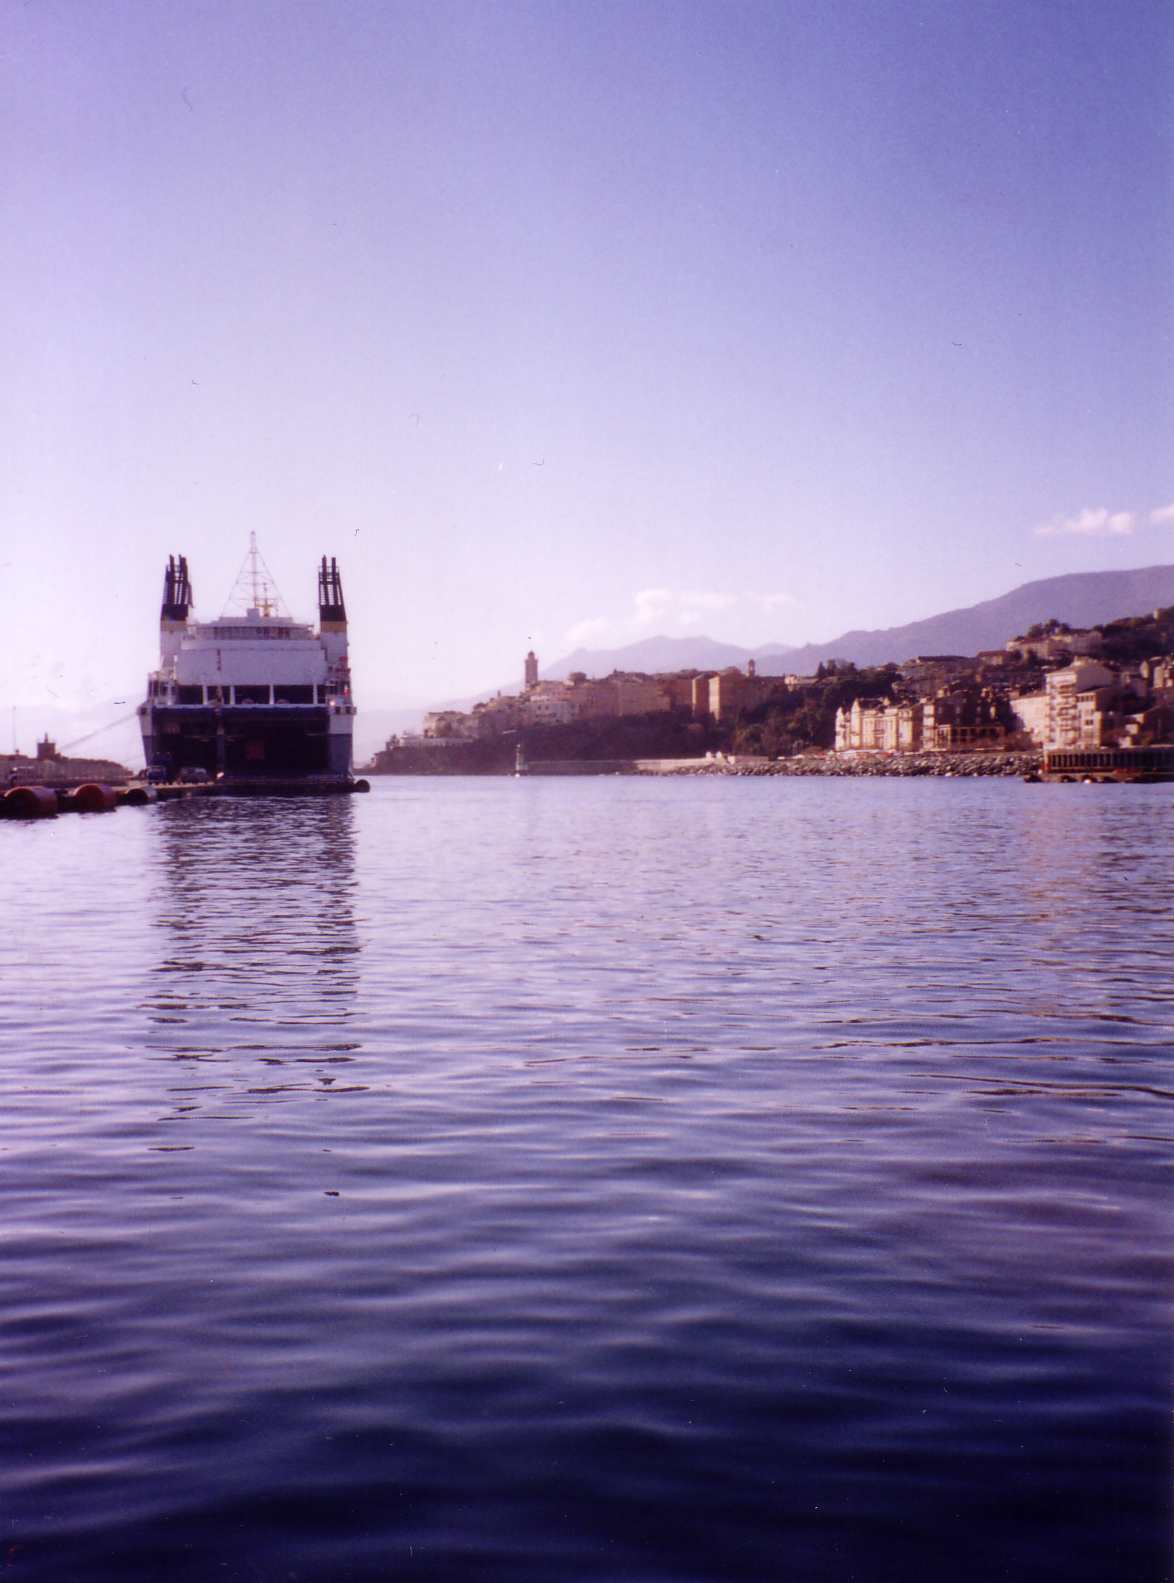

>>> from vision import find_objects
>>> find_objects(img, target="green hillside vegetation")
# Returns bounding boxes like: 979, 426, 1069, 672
526, 710, 726, 760
1093, 606, 1174, 665
730, 665, 900, 755
1016, 607, 1174, 665
378, 709, 727, 773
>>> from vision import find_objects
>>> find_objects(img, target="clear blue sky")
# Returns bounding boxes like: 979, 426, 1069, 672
3, 0, 1171, 724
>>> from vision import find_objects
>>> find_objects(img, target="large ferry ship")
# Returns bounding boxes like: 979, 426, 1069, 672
138, 539, 355, 783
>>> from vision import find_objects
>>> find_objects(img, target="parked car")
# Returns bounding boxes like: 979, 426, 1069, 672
178, 766, 211, 784
145, 764, 170, 784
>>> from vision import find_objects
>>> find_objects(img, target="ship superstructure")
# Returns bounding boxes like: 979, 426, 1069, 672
138, 540, 355, 781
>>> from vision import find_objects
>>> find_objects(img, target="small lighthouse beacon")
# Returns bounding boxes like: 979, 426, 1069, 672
524, 650, 539, 690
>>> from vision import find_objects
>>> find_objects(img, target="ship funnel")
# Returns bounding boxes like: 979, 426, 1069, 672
161, 554, 192, 622
318, 556, 348, 670
318, 557, 346, 624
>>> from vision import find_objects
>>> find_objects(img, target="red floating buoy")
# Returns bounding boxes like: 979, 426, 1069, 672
73, 783, 118, 813
3, 785, 59, 819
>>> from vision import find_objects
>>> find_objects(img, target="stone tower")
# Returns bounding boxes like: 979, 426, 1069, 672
524, 650, 539, 689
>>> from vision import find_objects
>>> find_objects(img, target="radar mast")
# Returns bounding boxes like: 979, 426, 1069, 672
222, 534, 290, 619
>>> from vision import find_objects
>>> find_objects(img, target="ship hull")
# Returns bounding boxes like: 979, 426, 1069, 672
141, 705, 353, 781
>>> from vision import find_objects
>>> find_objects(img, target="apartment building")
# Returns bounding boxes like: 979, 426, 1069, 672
1042, 661, 1117, 748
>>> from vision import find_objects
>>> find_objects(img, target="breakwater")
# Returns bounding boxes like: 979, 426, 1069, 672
510, 751, 1042, 778
665, 750, 1042, 778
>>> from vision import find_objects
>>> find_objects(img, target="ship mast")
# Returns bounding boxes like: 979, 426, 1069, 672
222, 536, 287, 618
247, 531, 276, 617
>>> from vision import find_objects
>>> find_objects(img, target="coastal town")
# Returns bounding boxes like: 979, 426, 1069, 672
371, 605, 1174, 775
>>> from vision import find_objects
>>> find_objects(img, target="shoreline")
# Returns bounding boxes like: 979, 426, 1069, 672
365, 750, 1046, 779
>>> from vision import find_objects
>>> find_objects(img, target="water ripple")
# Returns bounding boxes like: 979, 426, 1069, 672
1, 780, 1170, 1581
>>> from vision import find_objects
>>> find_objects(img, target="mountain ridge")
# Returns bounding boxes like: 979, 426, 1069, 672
542, 565, 1174, 680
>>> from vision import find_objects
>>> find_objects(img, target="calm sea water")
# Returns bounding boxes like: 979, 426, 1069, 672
2, 777, 1170, 1582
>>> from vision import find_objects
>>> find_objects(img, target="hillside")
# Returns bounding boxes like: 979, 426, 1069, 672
768, 565, 1174, 674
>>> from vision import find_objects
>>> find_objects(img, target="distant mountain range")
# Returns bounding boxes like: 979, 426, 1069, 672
543, 565, 1174, 680
543, 633, 793, 678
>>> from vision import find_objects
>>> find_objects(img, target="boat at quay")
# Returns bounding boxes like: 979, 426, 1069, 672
137, 537, 357, 789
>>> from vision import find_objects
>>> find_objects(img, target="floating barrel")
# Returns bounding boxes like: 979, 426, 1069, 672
354, 779, 371, 793
73, 783, 119, 813
122, 785, 157, 806
3, 785, 59, 819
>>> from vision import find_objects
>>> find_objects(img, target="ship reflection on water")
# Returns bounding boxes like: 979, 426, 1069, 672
142, 796, 362, 1128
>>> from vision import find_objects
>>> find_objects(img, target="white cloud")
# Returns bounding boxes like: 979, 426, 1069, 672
563, 617, 615, 647
565, 587, 795, 651
633, 588, 675, 626
1149, 502, 1174, 526
1035, 506, 1136, 539
634, 588, 738, 627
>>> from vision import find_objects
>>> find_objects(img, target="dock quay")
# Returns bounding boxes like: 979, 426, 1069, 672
2, 777, 370, 819
1041, 746, 1174, 782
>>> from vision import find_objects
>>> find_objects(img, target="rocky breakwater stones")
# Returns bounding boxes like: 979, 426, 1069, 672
668, 751, 1042, 779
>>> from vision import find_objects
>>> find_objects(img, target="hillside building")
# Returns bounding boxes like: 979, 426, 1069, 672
565, 677, 620, 719
836, 689, 1008, 753
1006, 628, 1103, 662
835, 697, 888, 751
691, 665, 779, 723
523, 683, 575, 726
